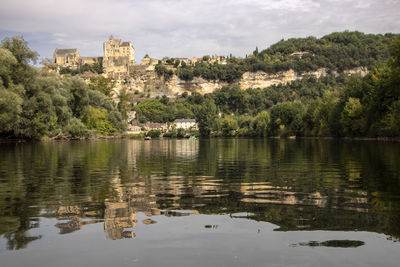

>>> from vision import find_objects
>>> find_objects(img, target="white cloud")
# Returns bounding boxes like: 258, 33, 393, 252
0, 0, 399, 61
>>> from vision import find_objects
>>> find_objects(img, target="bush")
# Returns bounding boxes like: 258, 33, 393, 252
64, 118, 89, 138
146, 129, 161, 138
81, 106, 118, 136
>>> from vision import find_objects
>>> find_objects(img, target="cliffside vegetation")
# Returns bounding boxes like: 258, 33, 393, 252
0, 37, 126, 139
172, 31, 396, 82
59, 62, 103, 75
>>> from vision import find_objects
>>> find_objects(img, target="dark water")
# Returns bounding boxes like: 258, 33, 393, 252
1, 139, 400, 267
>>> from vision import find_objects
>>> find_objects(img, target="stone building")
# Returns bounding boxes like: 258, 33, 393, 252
53, 48, 80, 67
103, 35, 135, 76
53, 48, 102, 68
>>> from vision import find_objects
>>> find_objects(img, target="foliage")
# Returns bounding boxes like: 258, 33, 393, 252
133, 97, 194, 123
174, 31, 397, 83
250, 111, 270, 137
146, 129, 161, 138
0, 88, 23, 133
117, 88, 131, 120
220, 116, 238, 136
64, 118, 90, 138
340, 97, 364, 136
59, 62, 103, 75
0, 36, 125, 139
269, 102, 306, 136
89, 76, 114, 96
81, 106, 118, 136
155, 63, 174, 80
194, 98, 218, 136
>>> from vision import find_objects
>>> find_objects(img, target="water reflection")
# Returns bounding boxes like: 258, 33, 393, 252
0, 139, 400, 250
294, 240, 365, 248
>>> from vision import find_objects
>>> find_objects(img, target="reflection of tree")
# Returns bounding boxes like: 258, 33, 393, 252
1, 138, 400, 250
3, 231, 42, 250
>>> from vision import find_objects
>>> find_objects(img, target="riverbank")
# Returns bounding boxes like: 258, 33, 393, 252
2, 134, 400, 143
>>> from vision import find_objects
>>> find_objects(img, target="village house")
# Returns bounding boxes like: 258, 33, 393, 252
173, 119, 197, 130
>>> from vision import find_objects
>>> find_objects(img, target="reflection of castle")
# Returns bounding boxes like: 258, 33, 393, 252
51, 139, 374, 239
104, 202, 137, 239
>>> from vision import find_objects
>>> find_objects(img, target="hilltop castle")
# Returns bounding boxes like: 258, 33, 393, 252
53, 35, 136, 77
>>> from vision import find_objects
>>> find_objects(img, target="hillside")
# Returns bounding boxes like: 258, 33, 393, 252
169, 31, 396, 83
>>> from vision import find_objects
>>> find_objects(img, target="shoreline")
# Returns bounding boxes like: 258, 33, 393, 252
1, 135, 400, 143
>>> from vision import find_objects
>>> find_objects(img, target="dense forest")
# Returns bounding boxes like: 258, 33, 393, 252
0, 37, 127, 139
1, 32, 399, 139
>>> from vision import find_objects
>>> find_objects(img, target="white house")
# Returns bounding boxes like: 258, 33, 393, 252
173, 119, 197, 130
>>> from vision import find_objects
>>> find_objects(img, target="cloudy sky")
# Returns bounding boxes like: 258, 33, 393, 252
0, 0, 399, 62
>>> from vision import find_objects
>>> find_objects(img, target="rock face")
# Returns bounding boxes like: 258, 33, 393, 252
238, 70, 299, 90
115, 67, 368, 97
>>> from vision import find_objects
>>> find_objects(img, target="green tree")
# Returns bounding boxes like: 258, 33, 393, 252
89, 76, 114, 96
340, 97, 364, 136
118, 88, 131, 120
221, 116, 239, 136
195, 98, 218, 136
82, 106, 118, 136
0, 89, 22, 134
250, 111, 270, 136
67, 77, 90, 117
270, 101, 306, 136
64, 118, 89, 138
1, 36, 37, 88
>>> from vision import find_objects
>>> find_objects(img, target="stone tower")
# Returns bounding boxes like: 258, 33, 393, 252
103, 35, 135, 75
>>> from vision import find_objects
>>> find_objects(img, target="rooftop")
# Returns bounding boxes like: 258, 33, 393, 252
174, 119, 196, 123
121, 42, 131, 47
55, 49, 78, 56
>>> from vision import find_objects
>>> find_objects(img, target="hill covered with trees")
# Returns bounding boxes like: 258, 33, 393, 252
170, 31, 397, 83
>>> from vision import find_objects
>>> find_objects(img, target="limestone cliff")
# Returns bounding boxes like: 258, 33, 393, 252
115, 67, 368, 98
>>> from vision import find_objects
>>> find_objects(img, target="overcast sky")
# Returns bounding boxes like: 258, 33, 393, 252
0, 0, 399, 63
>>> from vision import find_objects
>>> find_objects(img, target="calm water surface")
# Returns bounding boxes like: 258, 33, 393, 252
0, 139, 399, 267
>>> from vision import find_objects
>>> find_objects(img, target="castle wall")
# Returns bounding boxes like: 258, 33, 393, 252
81, 57, 102, 65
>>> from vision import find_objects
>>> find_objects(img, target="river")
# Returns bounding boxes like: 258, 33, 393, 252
0, 139, 399, 266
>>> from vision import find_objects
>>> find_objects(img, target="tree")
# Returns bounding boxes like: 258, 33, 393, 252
194, 98, 218, 136
221, 116, 238, 136
340, 97, 364, 136
1, 36, 37, 88
64, 118, 89, 138
250, 111, 270, 136
89, 76, 114, 96
0, 47, 17, 88
67, 77, 89, 117
270, 101, 306, 136
82, 106, 118, 136
0, 89, 22, 134
118, 88, 131, 120
381, 99, 400, 136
